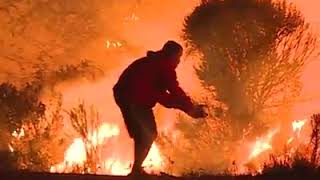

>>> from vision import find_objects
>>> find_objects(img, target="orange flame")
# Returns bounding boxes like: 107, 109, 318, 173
235, 117, 311, 174
248, 128, 279, 161
106, 40, 123, 49
12, 128, 25, 139
292, 119, 307, 137
50, 121, 163, 175
8, 144, 14, 152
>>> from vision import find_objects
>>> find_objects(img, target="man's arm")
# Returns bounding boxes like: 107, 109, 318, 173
158, 91, 189, 110
158, 66, 208, 119
159, 68, 194, 113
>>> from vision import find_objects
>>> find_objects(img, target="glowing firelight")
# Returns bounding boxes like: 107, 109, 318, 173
12, 128, 25, 139
64, 138, 87, 165
287, 137, 294, 145
106, 40, 122, 48
236, 117, 312, 174
8, 144, 14, 152
143, 143, 163, 173
50, 122, 163, 175
248, 128, 279, 160
103, 159, 131, 175
90, 123, 120, 146
292, 119, 307, 137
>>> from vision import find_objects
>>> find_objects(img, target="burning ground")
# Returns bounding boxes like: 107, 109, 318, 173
0, 0, 320, 178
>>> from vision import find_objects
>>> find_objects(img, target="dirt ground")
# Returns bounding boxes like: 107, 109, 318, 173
0, 171, 320, 180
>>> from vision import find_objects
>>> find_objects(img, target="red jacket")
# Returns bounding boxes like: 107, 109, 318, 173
113, 51, 194, 113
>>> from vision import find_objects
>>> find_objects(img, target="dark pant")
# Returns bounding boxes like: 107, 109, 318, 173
114, 93, 158, 173
115, 96, 157, 142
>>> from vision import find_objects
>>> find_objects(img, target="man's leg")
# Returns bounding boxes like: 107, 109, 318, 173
130, 107, 157, 175
131, 136, 154, 174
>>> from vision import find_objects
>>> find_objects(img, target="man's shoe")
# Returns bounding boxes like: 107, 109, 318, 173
128, 168, 148, 177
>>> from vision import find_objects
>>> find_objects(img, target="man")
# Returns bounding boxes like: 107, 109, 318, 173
113, 41, 207, 175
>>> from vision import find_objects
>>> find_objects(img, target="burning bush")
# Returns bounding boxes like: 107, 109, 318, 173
261, 152, 319, 176
9, 98, 67, 171
66, 102, 104, 173
183, 0, 318, 138
0, 60, 104, 172
0, 82, 44, 132
247, 113, 320, 176
0, 82, 46, 171
156, 104, 232, 175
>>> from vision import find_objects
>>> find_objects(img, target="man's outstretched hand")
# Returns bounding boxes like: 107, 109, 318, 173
187, 104, 208, 119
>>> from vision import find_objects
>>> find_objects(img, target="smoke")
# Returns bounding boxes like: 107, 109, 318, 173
0, 0, 200, 81
288, 0, 320, 119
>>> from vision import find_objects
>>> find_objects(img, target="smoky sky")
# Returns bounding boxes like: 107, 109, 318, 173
0, 0, 198, 84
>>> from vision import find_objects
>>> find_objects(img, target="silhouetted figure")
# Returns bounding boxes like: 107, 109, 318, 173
113, 41, 207, 176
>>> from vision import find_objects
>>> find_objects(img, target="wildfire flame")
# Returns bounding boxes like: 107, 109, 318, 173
9, 128, 25, 152
292, 119, 307, 137
5, 0, 318, 177
12, 128, 25, 139
248, 128, 279, 161
106, 40, 123, 49
236, 117, 310, 175
50, 122, 163, 175
8, 144, 14, 152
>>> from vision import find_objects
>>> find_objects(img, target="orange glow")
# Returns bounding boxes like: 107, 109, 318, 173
286, 137, 294, 145
12, 128, 25, 139
90, 123, 120, 146
50, 120, 163, 175
248, 128, 279, 160
234, 116, 312, 174
143, 143, 163, 173
64, 138, 87, 165
124, 13, 140, 22
5, 0, 319, 176
103, 159, 130, 175
292, 119, 307, 137
8, 144, 14, 152
46, 1, 210, 175
49, 0, 318, 175
106, 40, 123, 49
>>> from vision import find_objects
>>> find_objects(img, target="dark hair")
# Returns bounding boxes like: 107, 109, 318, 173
161, 41, 183, 56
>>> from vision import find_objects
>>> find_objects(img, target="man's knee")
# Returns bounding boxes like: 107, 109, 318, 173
134, 131, 157, 145
151, 130, 158, 141
145, 128, 157, 143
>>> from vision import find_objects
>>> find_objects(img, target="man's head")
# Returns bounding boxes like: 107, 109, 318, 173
161, 41, 183, 68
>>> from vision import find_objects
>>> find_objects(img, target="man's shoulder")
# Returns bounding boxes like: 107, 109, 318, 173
131, 56, 149, 66
128, 54, 173, 73
123, 58, 145, 72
